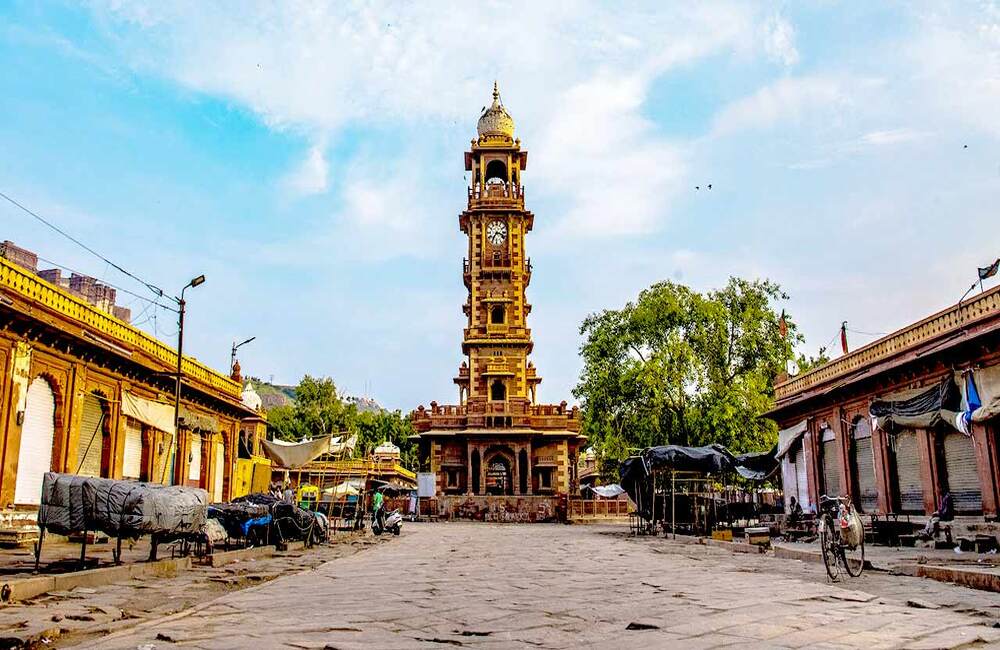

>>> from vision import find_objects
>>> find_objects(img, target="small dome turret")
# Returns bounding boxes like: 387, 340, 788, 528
477, 82, 515, 141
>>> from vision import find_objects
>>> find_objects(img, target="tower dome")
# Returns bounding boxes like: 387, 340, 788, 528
477, 82, 515, 141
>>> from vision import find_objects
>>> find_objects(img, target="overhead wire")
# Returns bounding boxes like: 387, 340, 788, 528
0, 190, 169, 300
33, 255, 178, 313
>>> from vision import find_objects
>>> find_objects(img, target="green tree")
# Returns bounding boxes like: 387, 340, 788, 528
263, 375, 418, 469
795, 347, 830, 374
574, 277, 800, 478
353, 409, 418, 469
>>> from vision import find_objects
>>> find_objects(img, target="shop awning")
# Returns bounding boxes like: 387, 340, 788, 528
870, 377, 961, 430
261, 435, 333, 469
121, 391, 175, 436
178, 405, 219, 433
775, 419, 807, 459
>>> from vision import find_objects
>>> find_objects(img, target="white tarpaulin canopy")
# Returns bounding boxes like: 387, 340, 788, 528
121, 391, 175, 436
323, 479, 362, 498
775, 419, 808, 459
588, 484, 626, 498
261, 435, 333, 469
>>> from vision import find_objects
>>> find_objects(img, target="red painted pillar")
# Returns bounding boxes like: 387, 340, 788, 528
972, 422, 999, 518
871, 425, 893, 514
836, 409, 854, 503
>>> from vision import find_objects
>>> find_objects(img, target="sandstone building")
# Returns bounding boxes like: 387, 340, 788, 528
411, 84, 584, 520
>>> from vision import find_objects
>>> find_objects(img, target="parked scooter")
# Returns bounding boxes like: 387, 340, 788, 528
372, 508, 403, 536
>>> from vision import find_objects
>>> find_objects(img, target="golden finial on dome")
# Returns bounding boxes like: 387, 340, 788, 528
478, 81, 515, 141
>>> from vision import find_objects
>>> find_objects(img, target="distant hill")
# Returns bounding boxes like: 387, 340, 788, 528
345, 395, 384, 413
249, 378, 296, 410
248, 378, 383, 413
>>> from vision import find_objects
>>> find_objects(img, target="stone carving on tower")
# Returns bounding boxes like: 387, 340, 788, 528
412, 83, 583, 520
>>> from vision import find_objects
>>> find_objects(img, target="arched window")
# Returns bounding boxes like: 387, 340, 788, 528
491, 305, 505, 324
490, 380, 506, 402
484, 159, 507, 184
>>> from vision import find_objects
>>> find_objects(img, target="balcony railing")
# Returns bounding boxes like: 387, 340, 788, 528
774, 283, 1000, 402
468, 182, 525, 209
0, 257, 241, 399
411, 399, 583, 433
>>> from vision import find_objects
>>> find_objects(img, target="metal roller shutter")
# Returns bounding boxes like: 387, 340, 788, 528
823, 439, 841, 498
853, 436, 877, 513
154, 434, 172, 485
14, 378, 56, 505
894, 430, 923, 513
189, 435, 202, 483
122, 419, 142, 479
942, 432, 982, 513
794, 445, 810, 511
77, 394, 104, 477
213, 442, 225, 502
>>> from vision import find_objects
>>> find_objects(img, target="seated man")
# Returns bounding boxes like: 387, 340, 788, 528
787, 496, 803, 526
919, 491, 954, 543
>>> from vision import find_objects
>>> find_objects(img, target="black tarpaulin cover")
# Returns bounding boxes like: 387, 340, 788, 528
644, 444, 736, 474
232, 492, 319, 542
618, 443, 779, 520
870, 377, 961, 429
38, 473, 208, 539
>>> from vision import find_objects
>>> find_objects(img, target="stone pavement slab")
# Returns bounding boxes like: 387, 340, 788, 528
69, 522, 1000, 649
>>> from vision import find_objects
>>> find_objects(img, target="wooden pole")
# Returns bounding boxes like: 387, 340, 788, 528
671, 470, 676, 540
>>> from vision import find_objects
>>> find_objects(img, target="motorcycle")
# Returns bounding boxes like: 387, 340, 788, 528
372, 508, 403, 536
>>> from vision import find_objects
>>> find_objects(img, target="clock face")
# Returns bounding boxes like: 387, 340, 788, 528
486, 220, 507, 246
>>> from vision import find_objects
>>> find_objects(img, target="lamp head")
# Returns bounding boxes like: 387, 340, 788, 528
189, 275, 206, 289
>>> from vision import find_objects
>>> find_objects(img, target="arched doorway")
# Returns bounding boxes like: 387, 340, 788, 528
471, 449, 481, 494
485, 455, 512, 496
484, 159, 507, 184
490, 380, 506, 402
15, 377, 57, 504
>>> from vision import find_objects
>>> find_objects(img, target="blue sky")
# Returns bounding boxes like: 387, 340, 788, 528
2, 2, 1000, 411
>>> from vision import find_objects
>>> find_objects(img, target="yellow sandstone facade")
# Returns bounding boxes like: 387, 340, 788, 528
412, 85, 584, 519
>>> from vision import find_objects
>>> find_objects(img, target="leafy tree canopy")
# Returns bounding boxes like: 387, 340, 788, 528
264, 375, 417, 469
574, 277, 801, 477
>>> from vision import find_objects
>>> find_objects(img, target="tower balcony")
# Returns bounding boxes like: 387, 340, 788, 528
464, 256, 531, 286
410, 400, 582, 434
468, 182, 524, 210
463, 325, 531, 341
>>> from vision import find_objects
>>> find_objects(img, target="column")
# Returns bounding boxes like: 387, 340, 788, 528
972, 422, 999, 518
466, 442, 474, 495
871, 424, 893, 515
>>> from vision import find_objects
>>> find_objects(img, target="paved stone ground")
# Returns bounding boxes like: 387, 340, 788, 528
0, 534, 382, 648
80, 522, 1000, 650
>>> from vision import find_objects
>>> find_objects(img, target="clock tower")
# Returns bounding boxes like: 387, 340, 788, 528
412, 84, 584, 521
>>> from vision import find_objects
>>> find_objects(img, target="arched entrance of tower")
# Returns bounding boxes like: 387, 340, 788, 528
484, 159, 507, 184
484, 447, 515, 496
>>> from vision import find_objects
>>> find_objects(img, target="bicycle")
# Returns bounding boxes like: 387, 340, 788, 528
818, 495, 865, 581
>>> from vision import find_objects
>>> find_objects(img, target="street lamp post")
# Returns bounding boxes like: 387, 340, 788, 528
166, 274, 205, 485
231, 336, 256, 376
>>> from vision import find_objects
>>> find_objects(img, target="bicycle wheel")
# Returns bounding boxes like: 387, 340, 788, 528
844, 534, 865, 577
819, 514, 841, 581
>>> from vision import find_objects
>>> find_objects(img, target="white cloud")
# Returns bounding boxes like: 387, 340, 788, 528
858, 128, 928, 147
89, 1, 768, 240
762, 13, 799, 66
283, 142, 329, 196
905, 8, 1000, 137
712, 76, 852, 136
